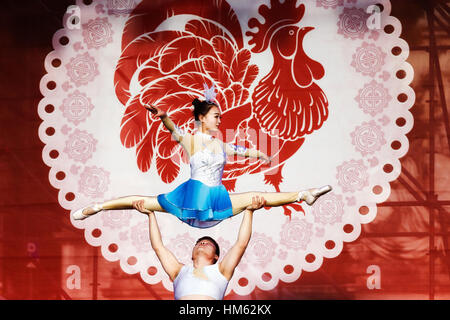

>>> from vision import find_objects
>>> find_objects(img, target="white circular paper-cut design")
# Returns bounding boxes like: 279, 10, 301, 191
38, 0, 414, 296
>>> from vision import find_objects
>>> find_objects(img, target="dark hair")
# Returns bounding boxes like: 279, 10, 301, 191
195, 236, 220, 263
192, 98, 218, 121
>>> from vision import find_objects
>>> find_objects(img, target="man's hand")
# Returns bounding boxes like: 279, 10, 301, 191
246, 195, 267, 211
132, 199, 154, 215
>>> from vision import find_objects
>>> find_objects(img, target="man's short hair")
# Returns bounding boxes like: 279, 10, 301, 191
196, 236, 220, 262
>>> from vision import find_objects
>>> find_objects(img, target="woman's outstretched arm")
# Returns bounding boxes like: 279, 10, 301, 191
145, 104, 193, 154
145, 105, 179, 139
224, 143, 271, 163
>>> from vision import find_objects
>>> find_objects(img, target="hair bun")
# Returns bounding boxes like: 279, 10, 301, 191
192, 98, 201, 108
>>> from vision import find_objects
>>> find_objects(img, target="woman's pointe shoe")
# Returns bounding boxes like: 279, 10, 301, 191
298, 185, 332, 206
72, 204, 102, 220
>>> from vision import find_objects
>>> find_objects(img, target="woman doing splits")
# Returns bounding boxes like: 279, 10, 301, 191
72, 85, 332, 228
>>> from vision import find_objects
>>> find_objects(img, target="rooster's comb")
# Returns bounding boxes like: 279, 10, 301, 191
246, 0, 305, 53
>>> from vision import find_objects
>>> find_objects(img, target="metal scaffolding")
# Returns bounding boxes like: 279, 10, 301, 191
375, 0, 450, 300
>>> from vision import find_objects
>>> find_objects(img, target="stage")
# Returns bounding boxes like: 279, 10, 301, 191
0, 0, 449, 301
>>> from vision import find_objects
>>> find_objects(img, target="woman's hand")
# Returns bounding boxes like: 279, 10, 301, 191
258, 153, 272, 164
132, 199, 154, 215
246, 195, 267, 211
144, 104, 167, 118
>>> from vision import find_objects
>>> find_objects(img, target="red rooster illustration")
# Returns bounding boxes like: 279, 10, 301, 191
114, 0, 328, 216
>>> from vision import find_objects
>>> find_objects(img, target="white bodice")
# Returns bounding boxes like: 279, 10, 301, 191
190, 132, 226, 187
173, 264, 229, 300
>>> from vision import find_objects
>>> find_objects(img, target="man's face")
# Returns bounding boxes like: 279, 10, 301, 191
192, 239, 218, 262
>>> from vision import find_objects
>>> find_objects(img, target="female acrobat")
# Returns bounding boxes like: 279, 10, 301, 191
73, 85, 332, 228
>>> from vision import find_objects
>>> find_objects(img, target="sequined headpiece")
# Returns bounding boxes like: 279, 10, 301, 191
203, 83, 217, 103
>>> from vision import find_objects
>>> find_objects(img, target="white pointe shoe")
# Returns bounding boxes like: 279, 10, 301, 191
72, 204, 102, 220
298, 185, 332, 206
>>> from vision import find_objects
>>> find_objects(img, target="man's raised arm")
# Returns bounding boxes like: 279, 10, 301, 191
219, 196, 266, 280
132, 200, 183, 281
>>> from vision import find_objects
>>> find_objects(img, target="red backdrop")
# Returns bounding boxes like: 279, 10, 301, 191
0, 0, 448, 300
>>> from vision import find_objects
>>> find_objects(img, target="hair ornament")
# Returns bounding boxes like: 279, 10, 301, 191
203, 83, 217, 103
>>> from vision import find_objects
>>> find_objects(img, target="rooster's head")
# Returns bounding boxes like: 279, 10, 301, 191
246, 0, 305, 54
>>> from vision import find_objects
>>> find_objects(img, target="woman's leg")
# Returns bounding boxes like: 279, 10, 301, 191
101, 195, 164, 211
230, 191, 298, 215
73, 195, 165, 220
230, 185, 332, 215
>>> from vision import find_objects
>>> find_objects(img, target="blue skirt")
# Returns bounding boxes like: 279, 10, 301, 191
157, 179, 233, 228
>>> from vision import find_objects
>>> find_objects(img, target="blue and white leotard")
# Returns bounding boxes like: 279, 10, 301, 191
157, 129, 245, 228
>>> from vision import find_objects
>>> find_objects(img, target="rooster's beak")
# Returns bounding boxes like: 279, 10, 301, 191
300, 26, 314, 33
295, 26, 314, 52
